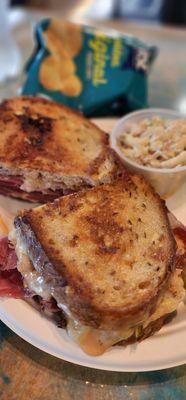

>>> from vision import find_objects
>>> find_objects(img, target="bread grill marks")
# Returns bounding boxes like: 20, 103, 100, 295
0, 96, 128, 204
14, 176, 176, 330
0, 96, 122, 182
16, 113, 53, 147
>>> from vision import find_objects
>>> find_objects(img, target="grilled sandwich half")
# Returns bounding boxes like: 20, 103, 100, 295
0, 96, 123, 202
10, 175, 185, 355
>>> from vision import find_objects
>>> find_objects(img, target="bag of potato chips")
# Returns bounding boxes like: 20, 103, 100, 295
22, 19, 157, 116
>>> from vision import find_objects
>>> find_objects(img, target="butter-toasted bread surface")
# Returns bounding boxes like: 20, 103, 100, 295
14, 176, 175, 330
0, 96, 121, 185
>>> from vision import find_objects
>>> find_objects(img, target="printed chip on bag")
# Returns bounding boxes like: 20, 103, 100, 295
22, 19, 157, 116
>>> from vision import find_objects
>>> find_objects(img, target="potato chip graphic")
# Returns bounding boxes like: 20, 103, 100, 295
61, 75, 82, 97
43, 30, 67, 58
49, 20, 83, 57
60, 57, 76, 79
40, 55, 62, 91
23, 18, 157, 116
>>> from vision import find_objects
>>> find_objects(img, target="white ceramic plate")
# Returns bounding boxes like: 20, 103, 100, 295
0, 119, 185, 372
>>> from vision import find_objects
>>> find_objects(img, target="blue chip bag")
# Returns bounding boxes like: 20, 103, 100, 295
22, 19, 157, 117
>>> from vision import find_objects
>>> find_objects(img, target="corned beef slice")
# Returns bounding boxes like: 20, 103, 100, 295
0, 237, 25, 298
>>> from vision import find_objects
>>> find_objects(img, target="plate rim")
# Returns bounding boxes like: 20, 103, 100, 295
0, 300, 186, 372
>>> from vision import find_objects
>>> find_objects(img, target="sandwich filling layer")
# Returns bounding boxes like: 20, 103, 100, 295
0, 172, 91, 202
10, 228, 185, 356
0, 96, 123, 203
2, 175, 185, 356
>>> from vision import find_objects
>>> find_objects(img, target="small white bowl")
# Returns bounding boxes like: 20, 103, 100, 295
110, 108, 186, 198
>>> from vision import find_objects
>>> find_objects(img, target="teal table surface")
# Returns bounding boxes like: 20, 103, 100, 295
0, 321, 186, 400
0, 11, 186, 400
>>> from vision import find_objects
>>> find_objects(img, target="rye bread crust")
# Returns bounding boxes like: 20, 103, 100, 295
0, 96, 124, 188
14, 176, 176, 330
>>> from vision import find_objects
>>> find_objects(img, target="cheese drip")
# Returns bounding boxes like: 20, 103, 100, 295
11, 229, 185, 356
66, 269, 184, 355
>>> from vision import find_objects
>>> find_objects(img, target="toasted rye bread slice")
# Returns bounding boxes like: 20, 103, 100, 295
0, 96, 123, 199
14, 175, 175, 330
